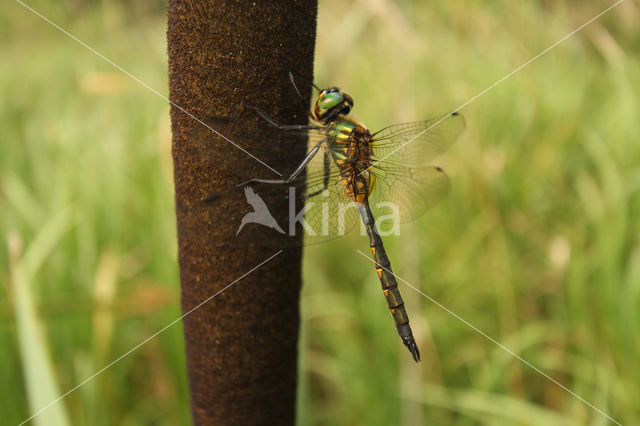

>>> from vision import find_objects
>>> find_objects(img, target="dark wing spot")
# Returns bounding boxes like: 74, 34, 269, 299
451, 111, 459, 116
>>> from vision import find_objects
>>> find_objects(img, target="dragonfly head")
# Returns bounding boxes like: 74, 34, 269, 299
313, 87, 353, 123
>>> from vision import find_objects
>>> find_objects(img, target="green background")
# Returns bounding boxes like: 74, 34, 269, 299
1, 0, 639, 425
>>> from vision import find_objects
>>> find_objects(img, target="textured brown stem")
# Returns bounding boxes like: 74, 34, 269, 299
167, 1, 317, 424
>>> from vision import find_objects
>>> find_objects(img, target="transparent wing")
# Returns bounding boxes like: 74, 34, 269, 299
368, 163, 450, 225
295, 155, 361, 246
365, 112, 465, 223
371, 112, 465, 166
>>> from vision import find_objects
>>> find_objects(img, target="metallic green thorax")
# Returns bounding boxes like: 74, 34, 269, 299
327, 119, 357, 163
325, 117, 377, 205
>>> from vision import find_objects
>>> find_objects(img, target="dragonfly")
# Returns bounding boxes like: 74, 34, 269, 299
203, 75, 465, 362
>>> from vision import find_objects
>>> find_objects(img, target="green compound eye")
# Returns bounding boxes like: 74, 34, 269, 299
318, 92, 344, 109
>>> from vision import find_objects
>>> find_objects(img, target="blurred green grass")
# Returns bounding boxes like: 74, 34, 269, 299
1, 0, 639, 425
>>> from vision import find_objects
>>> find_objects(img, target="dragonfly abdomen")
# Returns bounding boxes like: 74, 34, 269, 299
358, 199, 421, 362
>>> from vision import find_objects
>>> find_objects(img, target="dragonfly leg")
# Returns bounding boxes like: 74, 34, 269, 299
237, 139, 326, 187
242, 103, 318, 131
287, 71, 312, 112
304, 150, 332, 200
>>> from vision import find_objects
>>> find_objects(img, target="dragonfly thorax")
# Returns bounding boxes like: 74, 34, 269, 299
326, 117, 376, 204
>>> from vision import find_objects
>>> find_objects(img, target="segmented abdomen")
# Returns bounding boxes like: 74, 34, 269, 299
357, 199, 421, 362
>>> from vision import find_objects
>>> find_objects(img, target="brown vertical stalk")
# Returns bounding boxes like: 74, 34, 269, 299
167, 1, 317, 424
